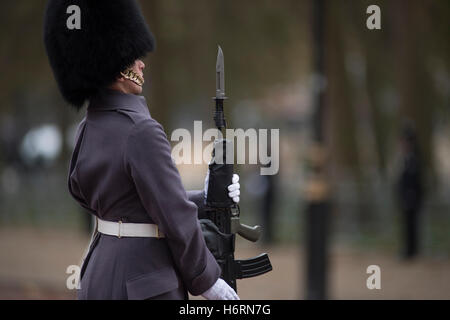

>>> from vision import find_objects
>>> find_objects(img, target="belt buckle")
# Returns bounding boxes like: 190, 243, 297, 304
118, 220, 123, 239
156, 225, 163, 239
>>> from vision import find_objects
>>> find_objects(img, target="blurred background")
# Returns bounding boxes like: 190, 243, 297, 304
0, 0, 449, 299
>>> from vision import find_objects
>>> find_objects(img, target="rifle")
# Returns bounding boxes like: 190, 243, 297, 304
199, 46, 272, 292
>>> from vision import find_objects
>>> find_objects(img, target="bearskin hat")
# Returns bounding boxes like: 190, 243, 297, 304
44, 0, 155, 108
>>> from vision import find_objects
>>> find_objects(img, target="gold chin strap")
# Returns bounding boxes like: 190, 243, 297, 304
120, 69, 144, 87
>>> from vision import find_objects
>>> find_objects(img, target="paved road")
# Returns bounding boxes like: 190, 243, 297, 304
0, 227, 449, 299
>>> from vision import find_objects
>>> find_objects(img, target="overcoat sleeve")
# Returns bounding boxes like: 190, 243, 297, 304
186, 190, 206, 217
124, 119, 220, 296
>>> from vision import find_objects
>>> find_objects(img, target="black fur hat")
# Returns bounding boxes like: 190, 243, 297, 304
44, 0, 155, 108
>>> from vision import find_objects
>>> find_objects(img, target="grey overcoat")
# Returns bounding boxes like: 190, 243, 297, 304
68, 89, 220, 300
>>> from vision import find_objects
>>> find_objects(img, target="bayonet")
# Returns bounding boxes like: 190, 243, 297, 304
216, 46, 226, 100
213, 46, 227, 132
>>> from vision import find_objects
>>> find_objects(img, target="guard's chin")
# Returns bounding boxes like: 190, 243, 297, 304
131, 81, 144, 91
131, 82, 144, 95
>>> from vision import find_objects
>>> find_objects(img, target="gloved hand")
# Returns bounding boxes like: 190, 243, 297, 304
201, 278, 240, 300
204, 171, 240, 204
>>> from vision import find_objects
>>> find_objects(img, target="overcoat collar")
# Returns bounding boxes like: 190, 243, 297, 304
88, 89, 149, 115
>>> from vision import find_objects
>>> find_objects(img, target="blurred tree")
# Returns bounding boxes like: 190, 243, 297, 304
390, 0, 435, 179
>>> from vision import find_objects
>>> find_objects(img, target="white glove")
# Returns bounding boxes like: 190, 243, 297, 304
201, 278, 240, 300
204, 172, 240, 204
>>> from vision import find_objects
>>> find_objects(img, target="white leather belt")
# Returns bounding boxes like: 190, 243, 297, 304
97, 218, 164, 239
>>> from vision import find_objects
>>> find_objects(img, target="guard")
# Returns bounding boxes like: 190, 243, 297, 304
44, 0, 240, 300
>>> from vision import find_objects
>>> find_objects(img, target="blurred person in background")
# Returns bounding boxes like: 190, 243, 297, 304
44, 0, 240, 300
397, 122, 425, 260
